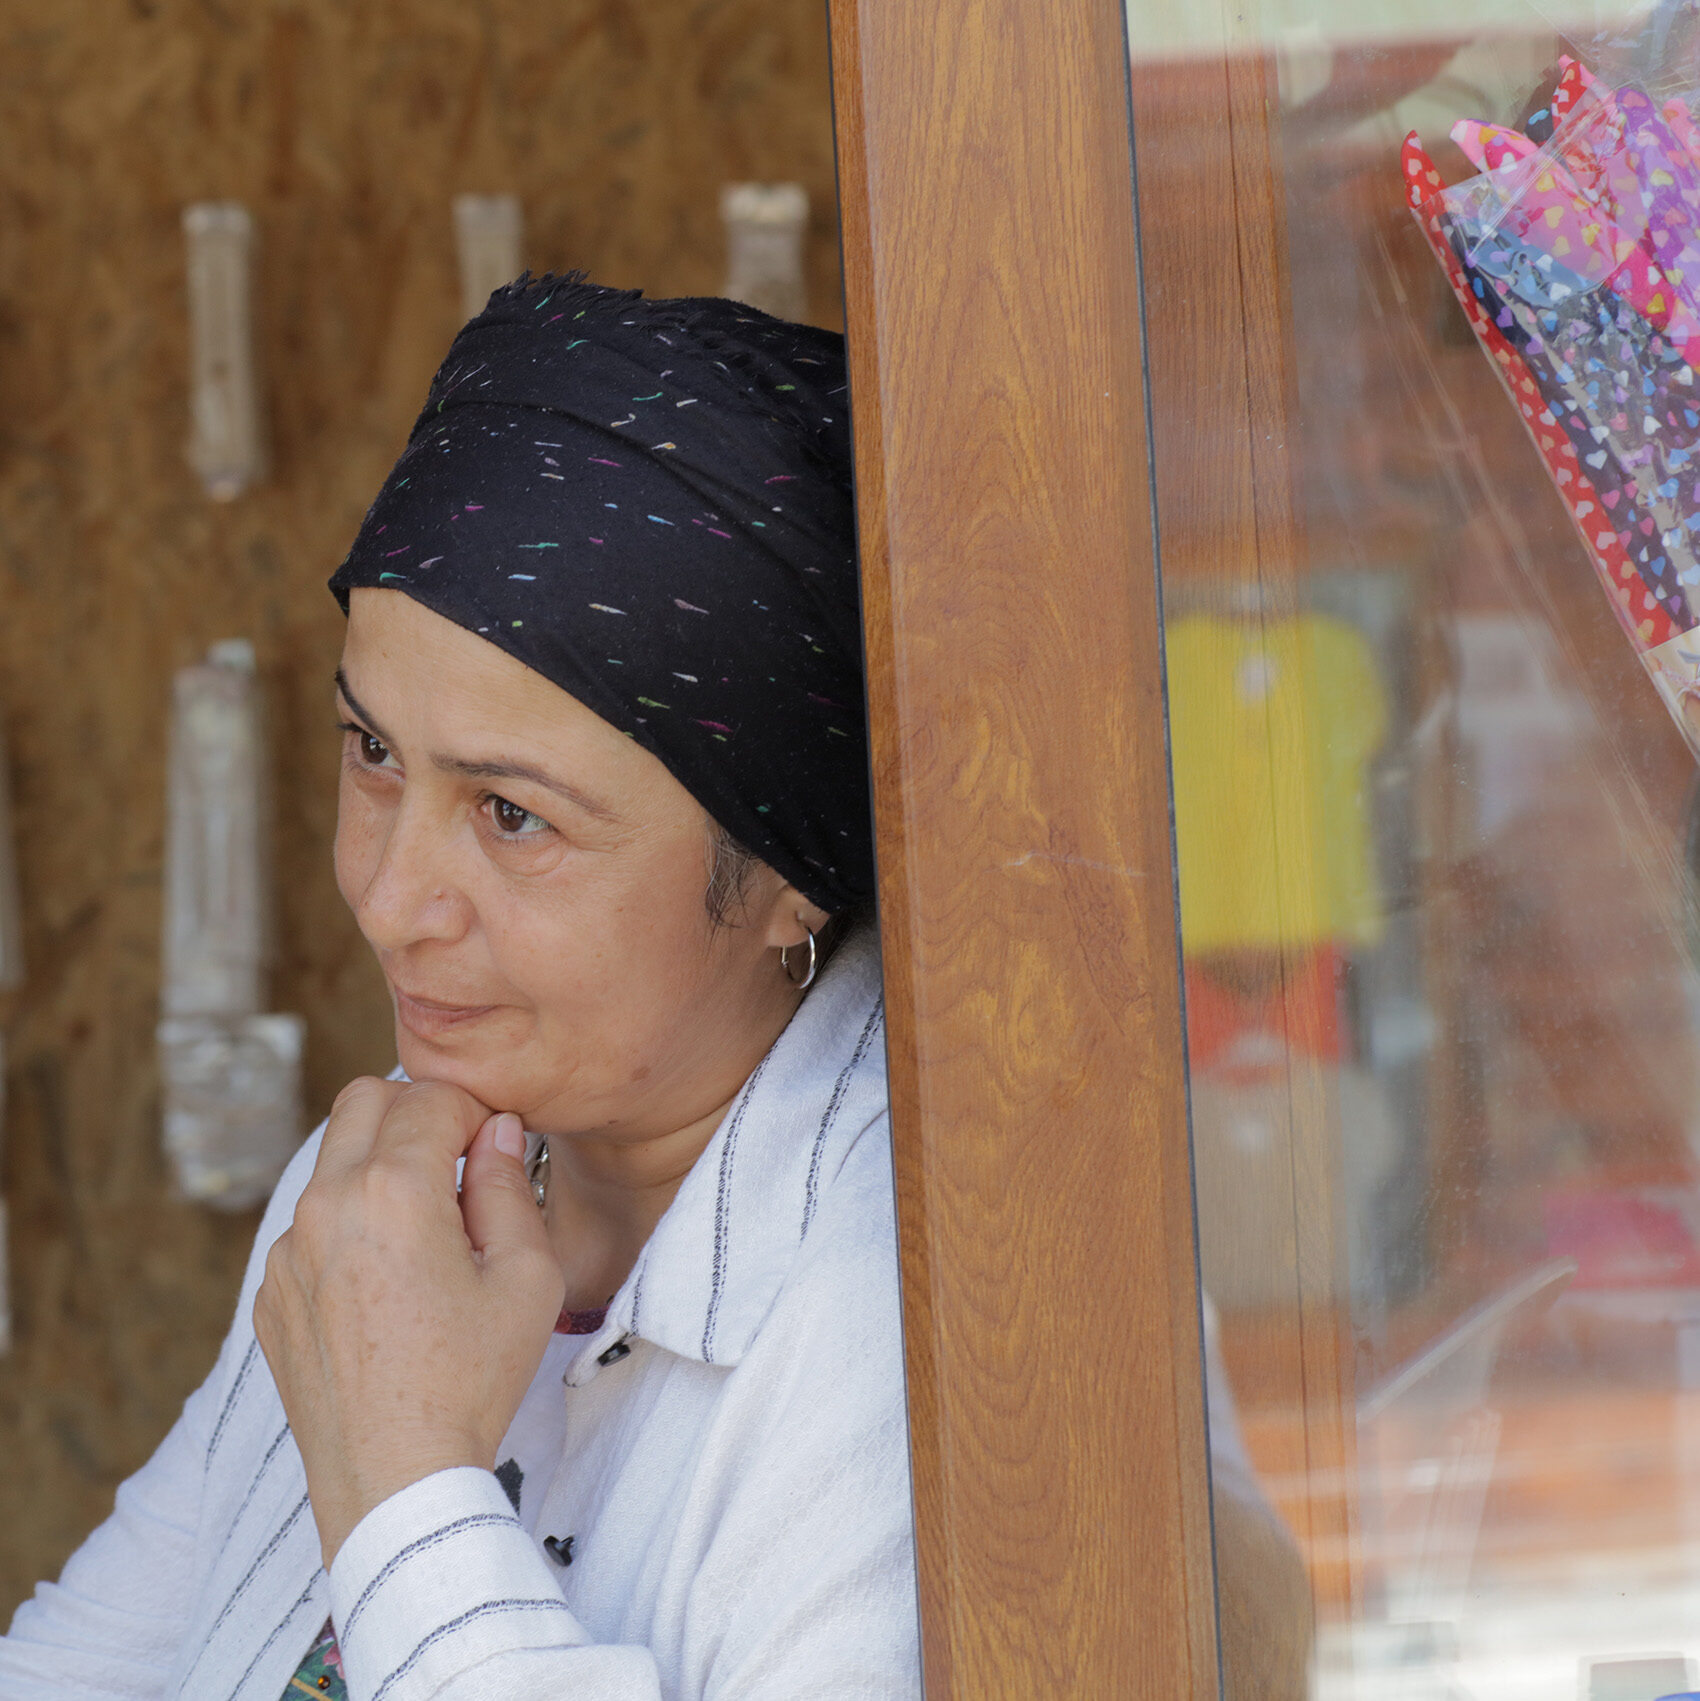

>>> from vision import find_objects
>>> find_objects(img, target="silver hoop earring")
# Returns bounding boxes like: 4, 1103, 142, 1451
781, 924, 818, 992
527, 1139, 550, 1209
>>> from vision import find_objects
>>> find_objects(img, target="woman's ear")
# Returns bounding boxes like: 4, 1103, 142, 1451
759, 883, 831, 951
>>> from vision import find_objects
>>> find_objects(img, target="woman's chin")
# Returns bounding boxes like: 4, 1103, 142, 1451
393, 1027, 530, 1112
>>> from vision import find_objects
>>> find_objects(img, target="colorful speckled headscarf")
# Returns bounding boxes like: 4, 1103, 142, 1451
329, 273, 871, 913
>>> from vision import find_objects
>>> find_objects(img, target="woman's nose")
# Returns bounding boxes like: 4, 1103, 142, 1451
352, 806, 471, 951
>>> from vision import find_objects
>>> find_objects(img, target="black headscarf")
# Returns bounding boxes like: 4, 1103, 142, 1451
330, 274, 871, 913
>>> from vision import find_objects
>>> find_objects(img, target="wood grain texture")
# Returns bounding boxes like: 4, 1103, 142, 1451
0, 0, 836, 1617
830, 0, 1219, 1691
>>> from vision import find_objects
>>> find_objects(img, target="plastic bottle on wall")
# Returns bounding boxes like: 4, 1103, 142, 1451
162, 640, 267, 1019
721, 183, 809, 323
453, 193, 524, 324
183, 203, 266, 503
158, 641, 304, 1210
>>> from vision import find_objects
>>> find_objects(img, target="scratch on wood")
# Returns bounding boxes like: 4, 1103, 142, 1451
1004, 850, 1146, 879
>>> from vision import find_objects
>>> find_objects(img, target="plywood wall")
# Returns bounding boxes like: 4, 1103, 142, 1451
0, 0, 838, 1615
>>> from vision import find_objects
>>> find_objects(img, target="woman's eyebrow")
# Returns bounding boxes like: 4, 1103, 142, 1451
432, 753, 619, 822
335, 667, 619, 824
334, 670, 393, 744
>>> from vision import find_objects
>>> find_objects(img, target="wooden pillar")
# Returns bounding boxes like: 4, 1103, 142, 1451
828, 0, 1221, 1691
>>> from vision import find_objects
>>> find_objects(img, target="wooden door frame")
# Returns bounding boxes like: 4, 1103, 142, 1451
828, 0, 1221, 1691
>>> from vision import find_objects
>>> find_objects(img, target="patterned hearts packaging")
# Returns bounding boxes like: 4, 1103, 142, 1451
1407, 56, 1700, 755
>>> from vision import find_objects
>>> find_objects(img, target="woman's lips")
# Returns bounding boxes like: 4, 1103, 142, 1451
391, 987, 500, 1039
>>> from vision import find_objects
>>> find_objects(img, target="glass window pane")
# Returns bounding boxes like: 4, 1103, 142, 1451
1130, 5, 1700, 1696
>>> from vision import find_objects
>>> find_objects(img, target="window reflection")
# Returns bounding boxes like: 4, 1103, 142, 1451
1132, 3, 1700, 1695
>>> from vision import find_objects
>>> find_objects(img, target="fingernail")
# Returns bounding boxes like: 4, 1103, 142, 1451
492, 1113, 526, 1160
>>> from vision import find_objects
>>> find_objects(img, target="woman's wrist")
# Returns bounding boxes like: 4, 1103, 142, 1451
309, 1435, 492, 1570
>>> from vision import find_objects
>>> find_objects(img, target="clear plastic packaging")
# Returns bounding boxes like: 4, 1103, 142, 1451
183, 203, 265, 502
159, 641, 302, 1208
720, 183, 809, 322
157, 1013, 306, 1211
1405, 14, 1700, 759
162, 640, 266, 1019
453, 193, 524, 324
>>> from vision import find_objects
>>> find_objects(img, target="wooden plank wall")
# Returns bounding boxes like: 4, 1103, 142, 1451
0, 0, 837, 1616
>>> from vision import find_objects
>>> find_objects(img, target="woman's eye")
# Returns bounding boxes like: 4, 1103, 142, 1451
341, 722, 398, 769
488, 795, 550, 837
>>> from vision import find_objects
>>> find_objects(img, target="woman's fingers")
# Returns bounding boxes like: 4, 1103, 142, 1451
258, 1082, 558, 1568
309, 1075, 409, 1182
365, 1078, 493, 1188
461, 1114, 562, 1296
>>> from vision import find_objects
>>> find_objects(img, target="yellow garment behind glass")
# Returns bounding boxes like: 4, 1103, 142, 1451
1166, 611, 1387, 951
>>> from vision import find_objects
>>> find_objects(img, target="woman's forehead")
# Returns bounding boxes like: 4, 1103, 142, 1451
340, 588, 680, 811
344, 586, 558, 713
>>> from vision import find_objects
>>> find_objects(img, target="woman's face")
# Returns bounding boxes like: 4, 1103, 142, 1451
334, 588, 819, 1140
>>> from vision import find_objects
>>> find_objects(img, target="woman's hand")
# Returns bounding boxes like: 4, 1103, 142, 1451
254, 1077, 566, 1569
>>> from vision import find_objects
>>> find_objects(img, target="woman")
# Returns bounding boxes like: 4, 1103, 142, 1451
0, 276, 919, 1700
